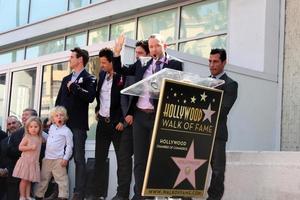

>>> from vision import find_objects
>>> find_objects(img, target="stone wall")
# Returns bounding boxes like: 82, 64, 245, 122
282, 0, 300, 150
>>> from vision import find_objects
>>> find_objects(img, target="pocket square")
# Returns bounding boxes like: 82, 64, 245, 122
78, 77, 83, 83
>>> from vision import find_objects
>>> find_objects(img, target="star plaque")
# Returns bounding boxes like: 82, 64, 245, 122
142, 79, 223, 198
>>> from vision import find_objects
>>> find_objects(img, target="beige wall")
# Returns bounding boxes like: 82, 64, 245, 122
223, 151, 300, 200
282, 0, 300, 150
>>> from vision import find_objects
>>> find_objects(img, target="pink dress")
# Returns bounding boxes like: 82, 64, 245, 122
12, 134, 42, 182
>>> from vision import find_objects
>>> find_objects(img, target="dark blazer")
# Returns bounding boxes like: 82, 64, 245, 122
95, 71, 124, 124
7, 127, 24, 175
0, 136, 16, 175
55, 69, 97, 130
215, 73, 238, 141
113, 54, 183, 114
0, 131, 8, 168
0, 130, 6, 141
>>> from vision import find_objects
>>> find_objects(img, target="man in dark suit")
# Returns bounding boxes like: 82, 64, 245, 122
113, 34, 183, 200
7, 109, 38, 200
207, 49, 238, 200
92, 48, 129, 200
0, 115, 22, 198
0, 128, 7, 200
55, 47, 97, 200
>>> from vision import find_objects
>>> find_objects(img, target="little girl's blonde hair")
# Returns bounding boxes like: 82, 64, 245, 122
24, 116, 43, 137
49, 106, 68, 123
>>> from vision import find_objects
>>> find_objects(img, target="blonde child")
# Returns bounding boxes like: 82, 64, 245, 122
35, 106, 73, 200
12, 116, 43, 200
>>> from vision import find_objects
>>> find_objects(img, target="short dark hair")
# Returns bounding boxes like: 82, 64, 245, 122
135, 40, 149, 54
210, 48, 227, 62
71, 47, 89, 66
98, 48, 114, 62
23, 108, 38, 117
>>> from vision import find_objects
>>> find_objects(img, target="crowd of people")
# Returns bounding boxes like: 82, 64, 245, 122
0, 33, 237, 200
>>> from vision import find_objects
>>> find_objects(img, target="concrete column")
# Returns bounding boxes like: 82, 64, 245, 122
282, 0, 300, 150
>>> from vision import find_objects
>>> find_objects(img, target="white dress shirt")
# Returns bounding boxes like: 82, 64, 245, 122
45, 124, 73, 160
99, 74, 113, 117
212, 71, 225, 79
136, 58, 162, 110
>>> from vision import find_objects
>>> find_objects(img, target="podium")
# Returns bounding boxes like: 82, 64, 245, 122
121, 69, 224, 198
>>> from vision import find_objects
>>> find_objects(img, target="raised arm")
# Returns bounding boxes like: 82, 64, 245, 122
113, 34, 138, 75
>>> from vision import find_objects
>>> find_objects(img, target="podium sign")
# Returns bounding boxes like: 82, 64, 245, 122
142, 79, 223, 197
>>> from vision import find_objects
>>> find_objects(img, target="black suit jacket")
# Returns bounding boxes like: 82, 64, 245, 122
0, 131, 8, 168
55, 69, 97, 130
7, 127, 24, 174
215, 73, 238, 141
113, 54, 183, 115
0, 130, 6, 141
0, 136, 16, 176
95, 71, 124, 124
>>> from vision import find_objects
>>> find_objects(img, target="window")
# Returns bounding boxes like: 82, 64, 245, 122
0, 0, 29, 32
0, 49, 25, 66
1, 1, 229, 66
30, 0, 68, 23
86, 56, 100, 139
66, 32, 87, 50
26, 38, 64, 59
40, 56, 100, 139
91, 0, 107, 3
69, 0, 90, 10
88, 26, 109, 45
179, 35, 226, 58
0, 74, 6, 127
9, 68, 36, 118
110, 20, 136, 40
40, 62, 69, 118
180, 0, 227, 39
138, 9, 177, 43
167, 44, 176, 50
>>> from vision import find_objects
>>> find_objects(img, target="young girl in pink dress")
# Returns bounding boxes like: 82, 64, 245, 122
13, 116, 43, 200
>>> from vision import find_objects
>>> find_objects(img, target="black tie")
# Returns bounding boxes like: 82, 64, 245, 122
154, 60, 162, 73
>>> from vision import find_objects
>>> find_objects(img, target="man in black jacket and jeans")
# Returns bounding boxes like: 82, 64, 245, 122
55, 47, 97, 200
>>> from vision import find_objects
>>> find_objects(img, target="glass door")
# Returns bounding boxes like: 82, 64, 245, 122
0, 73, 6, 130
9, 68, 37, 118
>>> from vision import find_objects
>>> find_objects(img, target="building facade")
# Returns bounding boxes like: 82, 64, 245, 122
0, 0, 285, 150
